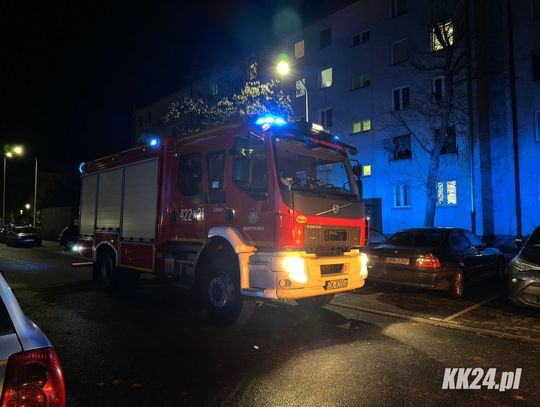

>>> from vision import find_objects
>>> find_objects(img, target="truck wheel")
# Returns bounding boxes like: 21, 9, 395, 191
202, 248, 255, 326
448, 270, 465, 299
96, 250, 117, 290
296, 294, 335, 308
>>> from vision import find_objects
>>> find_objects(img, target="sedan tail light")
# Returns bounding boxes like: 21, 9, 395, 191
415, 254, 441, 269
1, 346, 66, 407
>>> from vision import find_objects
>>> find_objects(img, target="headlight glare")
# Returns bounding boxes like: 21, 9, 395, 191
281, 256, 307, 284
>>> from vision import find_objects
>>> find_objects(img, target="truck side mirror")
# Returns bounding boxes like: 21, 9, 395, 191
351, 162, 362, 179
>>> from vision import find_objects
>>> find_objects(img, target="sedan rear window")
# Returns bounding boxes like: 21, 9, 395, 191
386, 230, 443, 247
0, 300, 15, 336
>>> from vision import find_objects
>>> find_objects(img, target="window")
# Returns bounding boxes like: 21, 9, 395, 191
232, 135, 268, 197
352, 74, 371, 90
320, 28, 331, 48
207, 151, 226, 203
294, 40, 305, 59
320, 67, 333, 88
434, 126, 457, 154
391, 38, 410, 65
532, 0, 540, 20
146, 111, 152, 123
392, 86, 410, 110
433, 76, 445, 102
390, 134, 411, 160
296, 78, 306, 98
352, 119, 371, 134
533, 53, 540, 81
437, 180, 457, 206
393, 184, 411, 207
449, 232, 470, 251
320, 108, 333, 128
431, 20, 454, 51
352, 30, 370, 46
363, 165, 372, 177
178, 153, 204, 200
248, 62, 258, 80
536, 111, 540, 141
390, 0, 407, 17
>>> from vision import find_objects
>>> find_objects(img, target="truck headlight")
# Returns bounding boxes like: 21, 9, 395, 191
282, 256, 307, 284
360, 252, 368, 279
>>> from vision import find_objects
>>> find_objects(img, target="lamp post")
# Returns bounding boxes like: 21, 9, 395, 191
276, 60, 309, 122
1, 145, 38, 228
25, 204, 30, 225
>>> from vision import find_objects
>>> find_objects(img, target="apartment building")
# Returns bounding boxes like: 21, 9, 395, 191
282, 0, 540, 238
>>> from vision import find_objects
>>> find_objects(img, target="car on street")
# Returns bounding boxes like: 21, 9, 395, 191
0, 225, 14, 243
365, 228, 506, 298
5, 226, 42, 247
508, 225, 540, 309
0, 271, 66, 406
58, 225, 78, 250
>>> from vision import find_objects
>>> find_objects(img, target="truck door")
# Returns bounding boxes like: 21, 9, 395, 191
173, 152, 207, 243
204, 150, 228, 229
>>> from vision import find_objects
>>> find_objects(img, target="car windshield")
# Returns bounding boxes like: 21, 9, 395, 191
386, 230, 443, 247
15, 227, 36, 233
527, 227, 540, 248
273, 137, 358, 200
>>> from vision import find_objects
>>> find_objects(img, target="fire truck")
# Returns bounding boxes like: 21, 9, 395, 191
77, 116, 368, 325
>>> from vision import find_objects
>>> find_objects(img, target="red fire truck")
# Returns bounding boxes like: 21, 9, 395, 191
77, 116, 368, 324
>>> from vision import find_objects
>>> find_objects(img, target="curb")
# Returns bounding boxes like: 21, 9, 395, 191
330, 300, 540, 345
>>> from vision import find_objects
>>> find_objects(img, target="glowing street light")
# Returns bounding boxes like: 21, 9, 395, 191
12, 146, 24, 156
275, 59, 309, 122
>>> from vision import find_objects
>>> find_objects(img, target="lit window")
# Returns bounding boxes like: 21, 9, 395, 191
320, 28, 331, 48
431, 20, 454, 51
294, 40, 305, 59
437, 180, 457, 206
363, 165, 372, 177
352, 74, 371, 90
392, 86, 410, 110
394, 184, 411, 207
390, 0, 407, 17
352, 119, 371, 134
320, 67, 333, 88
391, 38, 409, 65
433, 76, 445, 102
295, 79, 306, 98
535, 111, 540, 142
320, 108, 333, 128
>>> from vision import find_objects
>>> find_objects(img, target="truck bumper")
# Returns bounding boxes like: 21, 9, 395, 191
240, 249, 368, 300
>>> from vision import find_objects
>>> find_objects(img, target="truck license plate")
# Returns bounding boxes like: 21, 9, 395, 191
385, 257, 410, 265
325, 279, 348, 290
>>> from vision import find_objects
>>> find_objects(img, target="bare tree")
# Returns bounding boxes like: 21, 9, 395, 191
382, 0, 471, 226
163, 80, 292, 135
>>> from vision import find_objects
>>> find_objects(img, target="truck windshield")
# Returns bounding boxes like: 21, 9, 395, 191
273, 137, 358, 199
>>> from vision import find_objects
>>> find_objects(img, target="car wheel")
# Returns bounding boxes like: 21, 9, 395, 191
449, 270, 465, 299
202, 248, 255, 326
296, 294, 335, 308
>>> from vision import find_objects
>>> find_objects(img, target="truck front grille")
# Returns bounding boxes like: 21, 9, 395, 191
304, 225, 360, 250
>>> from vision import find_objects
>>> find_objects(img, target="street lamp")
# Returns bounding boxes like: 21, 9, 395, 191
275, 60, 309, 122
1, 145, 38, 228
2, 145, 24, 227
25, 203, 30, 224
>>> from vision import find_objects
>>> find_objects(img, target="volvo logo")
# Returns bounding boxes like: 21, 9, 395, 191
332, 204, 340, 214
315, 202, 353, 217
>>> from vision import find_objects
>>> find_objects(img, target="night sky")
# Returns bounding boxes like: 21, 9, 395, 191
1, 0, 350, 172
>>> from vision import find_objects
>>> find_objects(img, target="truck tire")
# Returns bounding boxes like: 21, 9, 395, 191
95, 249, 117, 290
201, 243, 255, 326
296, 294, 335, 309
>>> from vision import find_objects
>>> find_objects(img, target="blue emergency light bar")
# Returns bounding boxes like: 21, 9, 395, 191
255, 115, 287, 126
148, 137, 160, 147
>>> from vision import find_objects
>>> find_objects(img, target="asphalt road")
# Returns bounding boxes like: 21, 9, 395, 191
1, 242, 539, 406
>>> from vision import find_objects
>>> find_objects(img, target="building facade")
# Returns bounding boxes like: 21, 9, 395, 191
282, 0, 540, 238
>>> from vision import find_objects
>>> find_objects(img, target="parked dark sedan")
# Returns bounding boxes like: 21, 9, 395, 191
6, 226, 42, 247
508, 225, 540, 309
365, 228, 505, 298
58, 225, 78, 249
368, 229, 387, 247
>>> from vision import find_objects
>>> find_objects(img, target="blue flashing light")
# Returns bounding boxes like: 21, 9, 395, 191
78, 162, 85, 174
255, 115, 287, 127
333, 135, 341, 141
149, 137, 160, 147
